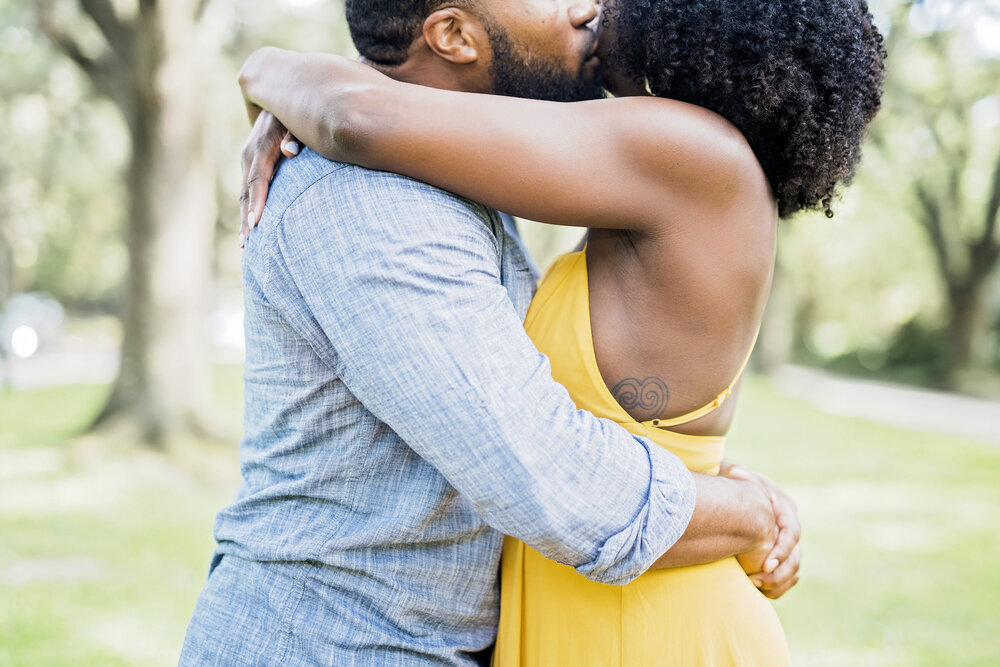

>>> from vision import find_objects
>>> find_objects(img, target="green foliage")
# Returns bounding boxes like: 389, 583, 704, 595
0, 0, 127, 310
794, 318, 954, 387
3, 0, 998, 389
776, 0, 1000, 385
0, 0, 355, 313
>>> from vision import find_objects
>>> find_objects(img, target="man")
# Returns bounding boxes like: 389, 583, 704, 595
181, 1, 798, 664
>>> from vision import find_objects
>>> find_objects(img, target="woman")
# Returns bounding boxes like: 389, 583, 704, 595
236, 0, 884, 663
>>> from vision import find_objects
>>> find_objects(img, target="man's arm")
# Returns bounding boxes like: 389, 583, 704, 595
273, 167, 698, 585
270, 165, 785, 586
654, 472, 774, 570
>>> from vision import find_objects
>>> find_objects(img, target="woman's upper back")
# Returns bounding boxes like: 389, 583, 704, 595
583, 150, 778, 438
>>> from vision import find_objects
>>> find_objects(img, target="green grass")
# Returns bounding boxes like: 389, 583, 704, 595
1, 371, 998, 665
0, 384, 111, 449
0, 371, 242, 667
728, 375, 1000, 666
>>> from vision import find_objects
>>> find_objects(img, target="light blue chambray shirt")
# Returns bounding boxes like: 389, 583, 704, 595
180, 150, 695, 666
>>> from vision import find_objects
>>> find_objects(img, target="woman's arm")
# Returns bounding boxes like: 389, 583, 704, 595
238, 47, 757, 233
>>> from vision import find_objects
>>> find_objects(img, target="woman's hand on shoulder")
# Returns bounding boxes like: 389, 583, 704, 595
239, 111, 302, 247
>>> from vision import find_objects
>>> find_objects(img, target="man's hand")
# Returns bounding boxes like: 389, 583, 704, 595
239, 110, 301, 247
723, 462, 802, 599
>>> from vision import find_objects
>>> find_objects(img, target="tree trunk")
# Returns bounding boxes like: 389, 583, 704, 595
944, 278, 987, 387
91, 3, 216, 445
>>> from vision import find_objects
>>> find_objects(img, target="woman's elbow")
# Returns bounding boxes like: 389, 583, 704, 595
323, 84, 383, 164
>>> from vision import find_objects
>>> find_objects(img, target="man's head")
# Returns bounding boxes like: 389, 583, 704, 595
345, 0, 604, 102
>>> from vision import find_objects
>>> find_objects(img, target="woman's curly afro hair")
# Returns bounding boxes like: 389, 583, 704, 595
607, 0, 886, 218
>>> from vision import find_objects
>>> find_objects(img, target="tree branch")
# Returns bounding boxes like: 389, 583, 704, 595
971, 148, 1000, 277
984, 150, 1000, 247
914, 180, 956, 285
78, 0, 130, 58
195, 0, 212, 22
37, 1, 135, 115
37, 1, 105, 85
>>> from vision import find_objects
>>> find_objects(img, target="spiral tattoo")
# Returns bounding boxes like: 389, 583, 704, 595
611, 377, 669, 417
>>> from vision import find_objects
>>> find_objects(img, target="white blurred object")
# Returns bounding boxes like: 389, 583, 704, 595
206, 289, 245, 364
10, 325, 39, 359
1, 293, 64, 357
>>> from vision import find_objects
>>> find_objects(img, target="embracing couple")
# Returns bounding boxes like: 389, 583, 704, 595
181, 0, 884, 664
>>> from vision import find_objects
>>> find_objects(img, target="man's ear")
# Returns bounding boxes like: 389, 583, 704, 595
422, 7, 488, 64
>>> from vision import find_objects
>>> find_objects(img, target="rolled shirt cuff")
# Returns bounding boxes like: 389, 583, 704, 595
573, 435, 696, 586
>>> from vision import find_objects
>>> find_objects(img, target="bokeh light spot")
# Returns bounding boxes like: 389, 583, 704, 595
10, 325, 40, 359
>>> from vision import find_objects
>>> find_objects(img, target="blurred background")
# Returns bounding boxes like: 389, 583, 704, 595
0, 0, 997, 664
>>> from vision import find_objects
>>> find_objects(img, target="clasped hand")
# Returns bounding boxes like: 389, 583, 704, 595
723, 462, 802, 599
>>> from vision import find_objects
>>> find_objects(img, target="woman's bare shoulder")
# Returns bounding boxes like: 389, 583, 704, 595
591, 97, 770, 230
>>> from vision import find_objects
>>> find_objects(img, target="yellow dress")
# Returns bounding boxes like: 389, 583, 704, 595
494, 251, 789, 666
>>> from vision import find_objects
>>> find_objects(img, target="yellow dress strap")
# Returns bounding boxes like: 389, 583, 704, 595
641, 327, 760, 430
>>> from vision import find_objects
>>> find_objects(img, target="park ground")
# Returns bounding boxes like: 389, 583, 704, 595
1, 367, 999, 666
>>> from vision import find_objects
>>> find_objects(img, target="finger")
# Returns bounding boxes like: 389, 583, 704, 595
239, 151, 253, 247
242, 111, 287, 233
762, 521, 798, 573
753, 544, 801, 596
240, 184, 250, 230
281, 131, 301, 158
758, 558, 801, 599
247, 131, 287, 228
246, 156, 278, 230
723, 464, 753, 482
760, 571, 800, 600
759, 547, 799, 587
239, 193, 250, 249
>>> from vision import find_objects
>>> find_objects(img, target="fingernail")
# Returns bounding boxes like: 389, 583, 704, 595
751, 578, 762, 588
239, 231, 246, 248
284, 140, 300, 156
766, 558, 779, 573
247, 211, 256, 228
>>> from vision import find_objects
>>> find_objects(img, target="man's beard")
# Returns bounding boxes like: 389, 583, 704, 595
484, 22, 605, 102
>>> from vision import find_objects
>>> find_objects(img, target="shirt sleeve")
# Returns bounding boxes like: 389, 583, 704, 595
274, 168, 695, 585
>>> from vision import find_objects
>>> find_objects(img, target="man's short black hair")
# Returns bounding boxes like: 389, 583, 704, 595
346, 0, 473, 66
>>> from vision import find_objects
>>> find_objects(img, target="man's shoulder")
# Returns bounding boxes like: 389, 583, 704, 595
267, 149, 494, 224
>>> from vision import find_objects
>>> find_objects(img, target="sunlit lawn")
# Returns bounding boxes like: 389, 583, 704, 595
0, 369, 243, 666
1, 369, 998, 665
729, 376, 1000, 667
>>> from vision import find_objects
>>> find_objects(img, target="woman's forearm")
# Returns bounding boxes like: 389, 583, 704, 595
238, 47, 384, 165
